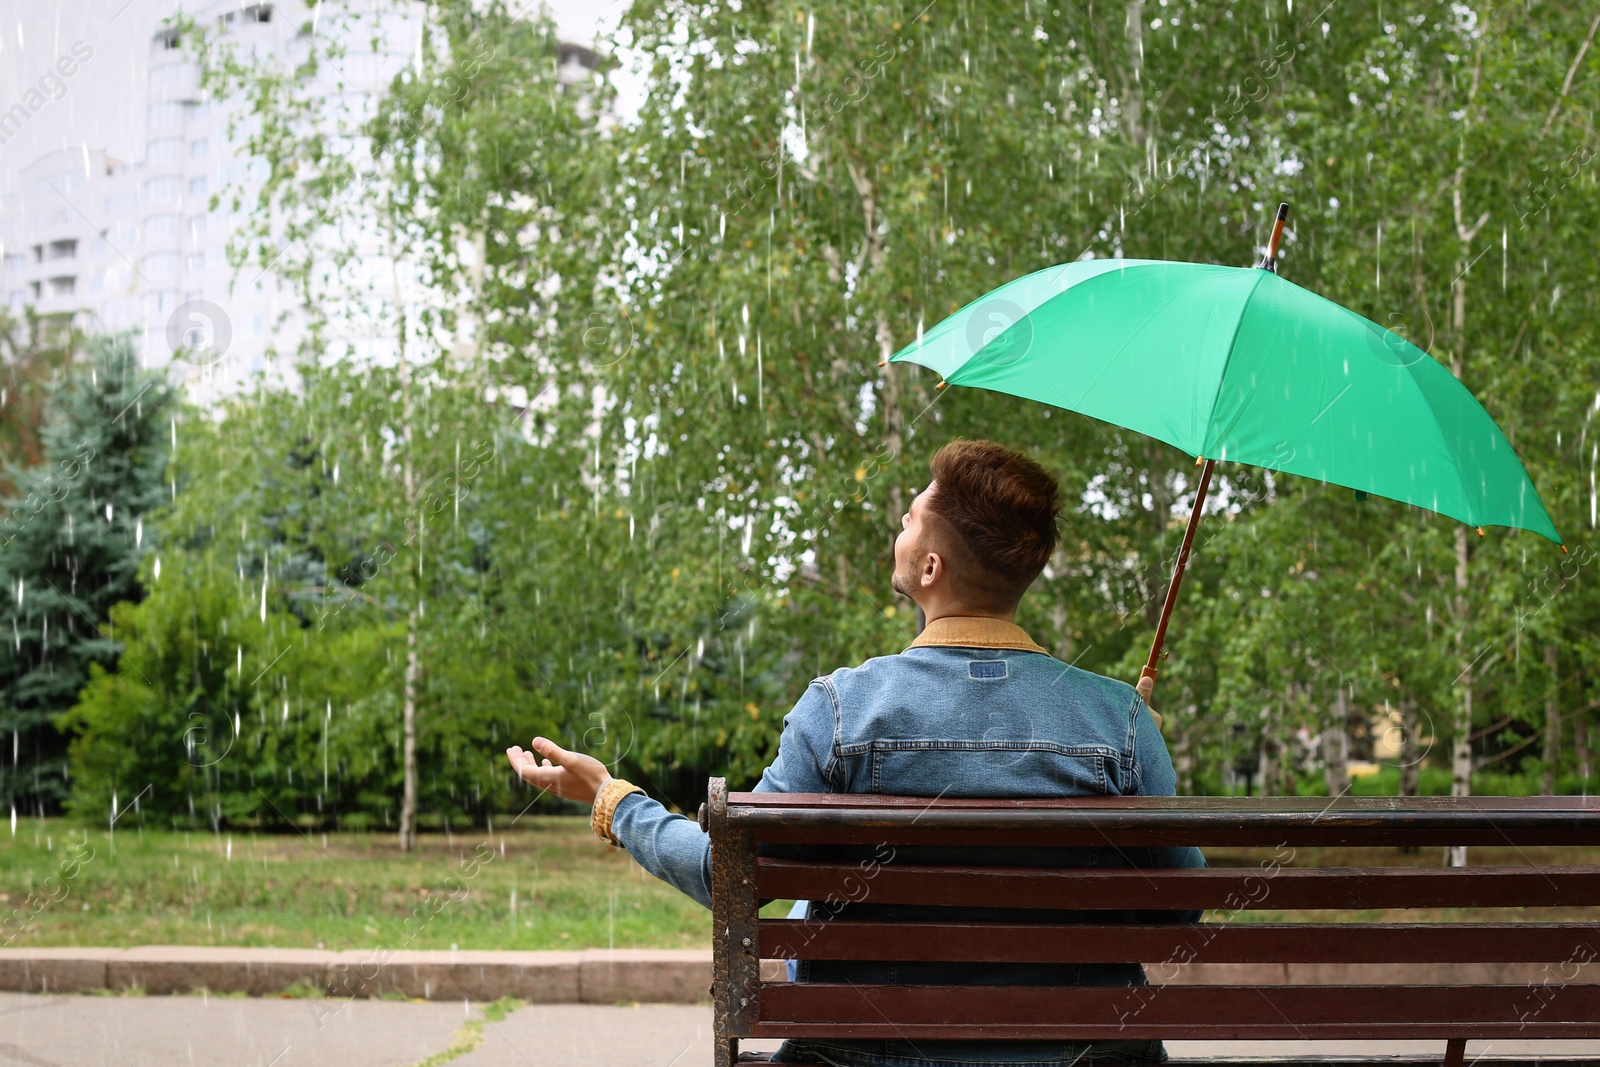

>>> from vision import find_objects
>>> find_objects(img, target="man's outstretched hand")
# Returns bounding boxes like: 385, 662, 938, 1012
505, 737, 611, 806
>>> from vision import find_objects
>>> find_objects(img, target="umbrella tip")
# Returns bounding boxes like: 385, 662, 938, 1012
1195, 455, 1204, 467
878, 360, 887, 367
1260, 203, 1291, 271
1476, 527, 1486, 538
936, 380, 947, 389
1561, 544, 1570, 554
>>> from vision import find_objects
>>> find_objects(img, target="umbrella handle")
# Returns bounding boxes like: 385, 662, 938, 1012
1139, 458, 1216, 713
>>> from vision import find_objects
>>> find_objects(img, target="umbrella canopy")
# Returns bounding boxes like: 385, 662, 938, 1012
890, 257, 1560, 545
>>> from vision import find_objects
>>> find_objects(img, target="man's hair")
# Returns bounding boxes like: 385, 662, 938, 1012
923, 439, 1063, 611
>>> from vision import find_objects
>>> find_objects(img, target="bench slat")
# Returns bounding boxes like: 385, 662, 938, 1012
752, 983, 1600, 1039
760, 920, 1600, 964
755, 860, 1600, 911
733, 794, 1600, 812
749, 826, 1600, 847
729, 793, 1600, 848
736, 1058, 1596, 1066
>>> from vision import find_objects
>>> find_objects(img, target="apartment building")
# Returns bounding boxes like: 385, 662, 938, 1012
0, 0, 601, 403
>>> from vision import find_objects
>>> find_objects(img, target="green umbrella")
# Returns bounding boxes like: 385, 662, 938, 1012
889, 205, 1561, 704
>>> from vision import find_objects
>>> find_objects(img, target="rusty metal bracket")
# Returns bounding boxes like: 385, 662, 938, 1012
709, 777, 761, 1067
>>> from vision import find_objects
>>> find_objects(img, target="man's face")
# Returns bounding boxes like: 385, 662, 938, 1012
891, 482, 936, 601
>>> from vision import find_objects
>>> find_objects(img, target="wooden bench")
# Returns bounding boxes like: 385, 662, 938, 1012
700, 779, 1600, 1066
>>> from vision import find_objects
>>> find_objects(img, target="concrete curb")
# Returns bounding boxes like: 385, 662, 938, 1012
0, 947, 712, 1003
0, 949, 1575, 1002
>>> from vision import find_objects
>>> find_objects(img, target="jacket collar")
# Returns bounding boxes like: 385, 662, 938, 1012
906, 615, 1048, 655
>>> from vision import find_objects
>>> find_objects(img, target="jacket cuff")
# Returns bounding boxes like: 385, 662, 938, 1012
591, 777, 645, 847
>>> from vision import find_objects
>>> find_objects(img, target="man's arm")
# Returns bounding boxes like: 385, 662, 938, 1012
509, 680, 837, 911
1129, 695, 1207, 870
1127, 696, 1207, 924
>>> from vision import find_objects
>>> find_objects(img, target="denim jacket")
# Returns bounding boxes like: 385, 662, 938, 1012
610, 615, 1206, 1066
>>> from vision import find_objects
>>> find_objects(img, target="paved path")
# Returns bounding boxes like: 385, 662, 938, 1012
3, 993, 1599, 1066
0, 991, 467, 1067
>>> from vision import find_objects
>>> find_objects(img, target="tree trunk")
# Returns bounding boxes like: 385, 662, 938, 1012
846, 157, 902, 530
1257, 704, 1278, 796
1398, 696, 1421, 799
1145, 442, 1173, 631
1124, 0, 1145, 146
1576, 712, 1593, 784
1170, 714, 1193, 796
400, 603, 419, 852
1050, 597, 1071, 666
1323, 688, 1351, 799
1448, 523, 1472, 868
875, 307, 904, 525
389, 217, 421, 854
1542, 642, 1561, 795
1445, 52, 1487, 870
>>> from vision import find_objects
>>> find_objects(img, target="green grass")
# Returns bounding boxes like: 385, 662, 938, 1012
414, 995, 522, 1066
0, 816, 713, 950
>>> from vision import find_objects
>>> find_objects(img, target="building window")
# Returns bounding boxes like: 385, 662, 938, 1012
186, 214, 207, 241
187, 252, 205, 273
27, 281, 41, 299
144, 214, 179, 242
145, 176, 181, 204
2, 253, 26, 273
143, 290, 178, 317
47, 239, 79, 260
147, 101, 186, 130
37, 171, 85, 198
104, 191, 139, 215
187, 176, 208, 199
148, 64, 196, 95
148, 138, 183, 165
47, 276, 76, 296
190, 138, 209, 158
141, 252, 178, 280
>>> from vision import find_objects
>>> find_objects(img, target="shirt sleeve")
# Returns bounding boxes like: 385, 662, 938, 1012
608, 680, 838, 911
1129, 696, 1208, 873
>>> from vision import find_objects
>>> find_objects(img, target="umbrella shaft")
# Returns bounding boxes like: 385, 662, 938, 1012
1143, 458, 1216, 693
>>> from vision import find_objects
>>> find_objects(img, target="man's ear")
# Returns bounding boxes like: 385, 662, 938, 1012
919, 551, 944, 590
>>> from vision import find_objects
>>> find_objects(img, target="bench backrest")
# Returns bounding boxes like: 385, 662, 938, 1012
703, 778, 1600, 1067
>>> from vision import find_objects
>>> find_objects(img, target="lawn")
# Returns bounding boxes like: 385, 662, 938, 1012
1, 815, 718, 951
3, 818, 1593, 950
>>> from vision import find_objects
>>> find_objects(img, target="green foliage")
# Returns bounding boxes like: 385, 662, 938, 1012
49, 0, 1600, 830
0, 334, 174, 814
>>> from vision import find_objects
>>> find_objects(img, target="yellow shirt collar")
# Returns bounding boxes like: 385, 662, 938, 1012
905, 615, 1049, 655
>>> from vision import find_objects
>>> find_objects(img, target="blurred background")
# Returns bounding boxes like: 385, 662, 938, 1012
0, 0, 1596, 954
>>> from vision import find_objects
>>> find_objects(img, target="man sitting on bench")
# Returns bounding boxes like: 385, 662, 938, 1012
507, 438, 1206, 1066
